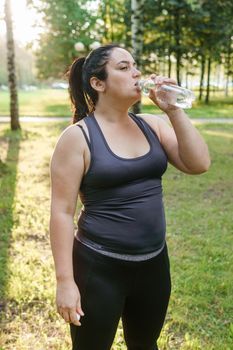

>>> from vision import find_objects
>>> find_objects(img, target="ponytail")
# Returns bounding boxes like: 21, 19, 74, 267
67, 44, 121, 123
68, 57, 91, 123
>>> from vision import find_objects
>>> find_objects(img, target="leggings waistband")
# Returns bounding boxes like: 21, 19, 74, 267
75, 234, 165, 262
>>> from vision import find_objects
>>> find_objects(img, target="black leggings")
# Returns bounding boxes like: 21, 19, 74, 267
70, 239, 171, 350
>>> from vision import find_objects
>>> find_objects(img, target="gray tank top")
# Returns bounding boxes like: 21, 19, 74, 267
75, 113, 168, 260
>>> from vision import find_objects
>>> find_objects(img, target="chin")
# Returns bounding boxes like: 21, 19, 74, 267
133, 95, 141, 103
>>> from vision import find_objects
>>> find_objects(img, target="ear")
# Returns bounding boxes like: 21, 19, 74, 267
90, 77, 106, 92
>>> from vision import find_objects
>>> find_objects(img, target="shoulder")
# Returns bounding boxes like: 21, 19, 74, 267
57, 123, 86, 147
52, 123, 87, 159
136, 113, 170, 126
136, 113, 171, 142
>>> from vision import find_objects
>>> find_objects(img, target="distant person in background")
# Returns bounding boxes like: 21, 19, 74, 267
49, 43, 210, 350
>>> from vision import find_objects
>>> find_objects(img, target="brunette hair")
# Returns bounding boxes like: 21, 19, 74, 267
68, 43, 120, 123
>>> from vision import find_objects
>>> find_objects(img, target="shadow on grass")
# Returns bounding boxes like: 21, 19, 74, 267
0, 128, 21, 312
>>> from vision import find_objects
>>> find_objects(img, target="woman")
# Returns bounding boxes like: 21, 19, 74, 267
50, 44, 210, 350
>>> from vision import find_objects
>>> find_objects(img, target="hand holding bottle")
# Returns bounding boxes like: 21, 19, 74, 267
56, 279, 84, 326
139, 74, 195, 111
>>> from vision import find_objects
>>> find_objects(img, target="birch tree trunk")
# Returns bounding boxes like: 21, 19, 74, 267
131, 0, 145, 114
4, 0, 20, 130
174, 8, 181, 86
225, 41, 231, 97
199, 55, 205, 101
205, 56, 211, 104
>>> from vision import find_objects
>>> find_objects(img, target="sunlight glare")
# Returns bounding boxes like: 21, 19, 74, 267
0, 0, 42, 45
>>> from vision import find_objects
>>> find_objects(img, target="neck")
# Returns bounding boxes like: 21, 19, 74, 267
93, 95, 137, 123
94, 106, 128, 123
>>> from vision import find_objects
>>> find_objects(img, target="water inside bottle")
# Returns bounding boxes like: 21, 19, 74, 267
175, 95, 193, 109
139, 80, 155, 96
139, 79, 195, 109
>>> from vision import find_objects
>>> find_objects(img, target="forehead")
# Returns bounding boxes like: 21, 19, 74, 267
108, 48, 135, 65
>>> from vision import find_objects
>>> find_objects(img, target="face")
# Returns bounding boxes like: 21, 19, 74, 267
103, 48, 142, 102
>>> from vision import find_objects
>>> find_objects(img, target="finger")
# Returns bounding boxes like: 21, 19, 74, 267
150, 74, 170, 87
153, 76, 177, 86
150, 73, 157, 81
76, 298, 85, 317
148, 88, 161, 106
163, 78, 177, 85
148, 89, 168, 110
76, 305, 85, 317
70, 310, 82, 326
153, 75, 163, 84
60, 309, 70, 323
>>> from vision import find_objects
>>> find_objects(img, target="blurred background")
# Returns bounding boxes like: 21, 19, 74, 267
0, 0, 232, 119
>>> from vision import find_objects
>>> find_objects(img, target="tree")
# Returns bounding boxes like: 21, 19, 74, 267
192, 0, 231, 103
131, 0, 145, 114
219, 1, 233, 97
144, 0, 193, 85
4, 0, 20, 130
98, 0, 131, 45
27, 0, 98, 79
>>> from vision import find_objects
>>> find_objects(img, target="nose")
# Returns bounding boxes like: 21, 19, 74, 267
132, 67, 141, 77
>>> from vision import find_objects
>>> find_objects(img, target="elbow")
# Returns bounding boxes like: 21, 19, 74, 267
193, 147, 211, 174
191, 158, 211, 175
202, 155, 211, 173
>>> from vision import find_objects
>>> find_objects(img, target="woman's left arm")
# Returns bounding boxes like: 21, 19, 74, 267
146, 74, 211, 174
157, 109, 211, 174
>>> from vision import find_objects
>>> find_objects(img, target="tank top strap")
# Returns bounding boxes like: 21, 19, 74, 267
128, 113, 160, 144
82, 114, 108, 157
76, 124, 91, 151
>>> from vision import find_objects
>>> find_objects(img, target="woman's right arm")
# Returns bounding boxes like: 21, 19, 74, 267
50, 125, 86, 326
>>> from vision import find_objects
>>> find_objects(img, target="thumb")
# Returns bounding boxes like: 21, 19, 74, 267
148, 88, 159, 105
149, 88, 168, 111
76, 299, 85, 316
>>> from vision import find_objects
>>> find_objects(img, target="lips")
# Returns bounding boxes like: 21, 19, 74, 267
135, 82, 141, 92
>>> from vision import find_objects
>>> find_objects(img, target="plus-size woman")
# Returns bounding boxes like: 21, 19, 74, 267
49, 44, 210, 350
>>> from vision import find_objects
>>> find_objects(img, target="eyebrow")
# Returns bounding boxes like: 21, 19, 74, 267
116, 60, 137, 66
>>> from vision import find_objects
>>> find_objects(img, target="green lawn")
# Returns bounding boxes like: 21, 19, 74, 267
0, 89, 71, 117
0, 121, 233, 349
142, 95, 233, 118
0, 89, 233, 118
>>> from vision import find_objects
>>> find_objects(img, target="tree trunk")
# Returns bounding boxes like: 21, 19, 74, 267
174, 9, 181, 86
205, 56, 211, 104
5, 0, 20, 130
131, 0, 145, 114
168, 54, 172, 78
185, 61, 189, 89
168, 14, 172, 78
199, 55, 205, 101
225, 42, 231, 97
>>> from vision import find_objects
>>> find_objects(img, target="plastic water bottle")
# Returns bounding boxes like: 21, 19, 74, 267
139, 79, 195, 109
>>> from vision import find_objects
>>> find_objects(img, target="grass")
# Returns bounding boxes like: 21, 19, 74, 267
0, 89, 233, 118
0, 121, 233, 349
142, 95, 233, 119
0, 89, 71, 117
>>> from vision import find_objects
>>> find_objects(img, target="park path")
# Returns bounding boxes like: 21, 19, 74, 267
0, 115, 233, 123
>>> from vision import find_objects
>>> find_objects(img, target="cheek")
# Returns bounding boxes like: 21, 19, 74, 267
108, 79, 127, 92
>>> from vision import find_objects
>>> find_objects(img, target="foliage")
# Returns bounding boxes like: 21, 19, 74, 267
97, 0, 131, 46
27, 0, 99, 79
26, 0, 233, 103
143, 1, 233, 80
